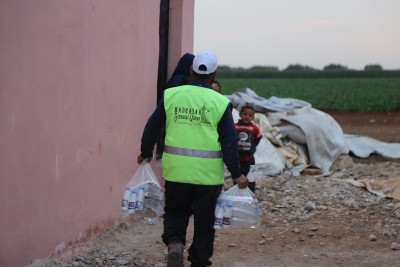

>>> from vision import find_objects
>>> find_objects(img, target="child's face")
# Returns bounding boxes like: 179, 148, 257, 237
239, 108, 255, 123
212, 82, 221, 93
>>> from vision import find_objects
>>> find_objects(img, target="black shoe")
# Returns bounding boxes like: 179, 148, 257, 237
167, 241, 184, 267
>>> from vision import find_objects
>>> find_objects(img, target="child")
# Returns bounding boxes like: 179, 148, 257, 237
235, 105, 262, 192
211, 80, 222, 93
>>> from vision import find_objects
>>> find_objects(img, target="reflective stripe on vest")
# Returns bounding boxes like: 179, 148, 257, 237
164, 145, 222, 159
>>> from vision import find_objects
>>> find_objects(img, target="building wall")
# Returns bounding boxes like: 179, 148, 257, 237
0, 0, 194, 266
169, 0, 195, 73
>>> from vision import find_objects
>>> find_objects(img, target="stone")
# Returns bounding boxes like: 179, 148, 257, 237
390, 242, 400, 250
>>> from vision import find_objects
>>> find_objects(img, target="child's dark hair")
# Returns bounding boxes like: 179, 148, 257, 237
240, 105, 255, 112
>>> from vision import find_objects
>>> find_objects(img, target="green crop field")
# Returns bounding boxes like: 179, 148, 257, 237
217, 78, 400, 112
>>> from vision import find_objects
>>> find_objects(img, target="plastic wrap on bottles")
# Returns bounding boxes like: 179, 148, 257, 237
120, 163, 164, 220
213, 204, 224, 229
127, 190, 137, 214
231, 206, 259, 221
215, 185, 260, 229
222, 202, 233, 228
230, 217, 258, 228
142, 182, 164, 216
121, 187, 131, 211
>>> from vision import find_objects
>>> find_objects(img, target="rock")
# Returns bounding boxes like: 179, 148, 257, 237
368, 234, 377, 241
116, 259, 129, 265
390, 242, 400, 250
301, 167, 323, 175
305, 201, 316, 211
293, 228, 301, 233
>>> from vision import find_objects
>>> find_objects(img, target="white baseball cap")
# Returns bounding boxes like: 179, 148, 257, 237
192, 51, 218, 75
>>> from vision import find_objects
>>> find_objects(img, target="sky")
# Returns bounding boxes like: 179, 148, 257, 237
194, 0, 400, 70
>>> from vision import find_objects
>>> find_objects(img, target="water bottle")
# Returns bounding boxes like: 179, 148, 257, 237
136, 185, 145, 210
222, 202, 233, 228
214, 204, 224, 229
121, 187, 130, 211
127, 190, 137, 214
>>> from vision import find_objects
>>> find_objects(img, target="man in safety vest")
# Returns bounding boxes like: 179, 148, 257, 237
137, 51, 248, 267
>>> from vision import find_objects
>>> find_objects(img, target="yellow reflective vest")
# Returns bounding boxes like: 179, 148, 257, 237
162, 85, 230, 185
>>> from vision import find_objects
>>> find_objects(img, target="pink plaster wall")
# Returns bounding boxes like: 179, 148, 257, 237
0, 0, 194, 266
169, 0, 195, 74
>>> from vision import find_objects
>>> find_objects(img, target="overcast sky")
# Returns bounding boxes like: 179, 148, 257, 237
194, 0, 400, 70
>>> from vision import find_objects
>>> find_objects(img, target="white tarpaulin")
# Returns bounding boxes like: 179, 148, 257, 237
345, 134, 400, 158
227, 88, 400, 176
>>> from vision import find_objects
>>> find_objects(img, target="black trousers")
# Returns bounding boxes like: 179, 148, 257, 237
238, 158, 256, 192
162, 180, 223, 267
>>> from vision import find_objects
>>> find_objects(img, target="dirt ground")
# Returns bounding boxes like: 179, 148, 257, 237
33, 111, 400, 267
326, 110, 400, 144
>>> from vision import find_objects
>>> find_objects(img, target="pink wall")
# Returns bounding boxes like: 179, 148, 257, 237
169, 0, 195, 73
0, 0, 194, 266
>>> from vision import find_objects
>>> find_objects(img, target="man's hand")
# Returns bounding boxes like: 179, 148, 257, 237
234, 174, 249, 189
137, 154, 153, 164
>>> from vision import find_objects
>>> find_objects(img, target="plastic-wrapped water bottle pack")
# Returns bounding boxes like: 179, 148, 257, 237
120, 163, 164, 220
214, 185, 260, 229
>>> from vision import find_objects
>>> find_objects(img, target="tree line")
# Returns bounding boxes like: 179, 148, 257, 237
217, 64, 400, 79
220, 63, 390, 71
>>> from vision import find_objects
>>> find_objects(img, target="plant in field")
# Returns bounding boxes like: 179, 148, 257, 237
323, 64, 348, 71
364, 64, 383, 71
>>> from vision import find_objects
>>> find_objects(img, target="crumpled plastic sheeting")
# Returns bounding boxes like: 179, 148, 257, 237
268, 105, 349, 175
345, 134, 400, 158
228, 88, 349, 175
342, 176, 400, 201
229, 88, 310, 113
254, 137, 286, 176
227, 88, 400, 176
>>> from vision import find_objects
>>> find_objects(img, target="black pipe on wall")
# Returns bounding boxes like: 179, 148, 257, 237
156, 0, 170, 159
157, 0, 170, 103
